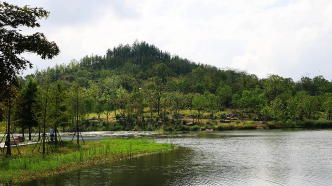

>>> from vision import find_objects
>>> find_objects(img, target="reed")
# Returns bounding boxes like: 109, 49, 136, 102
0, 138, 174, 185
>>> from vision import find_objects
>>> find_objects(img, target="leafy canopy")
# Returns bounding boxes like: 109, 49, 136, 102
0, 2, 60, 90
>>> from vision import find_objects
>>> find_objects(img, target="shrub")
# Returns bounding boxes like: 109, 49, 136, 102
219, 113, 227, 119
179, 125, 190, 131
190, 125, 200, 131
110, 126, 123, 131
206, 121, 212, 126
200, 126, 206, 130
163, 115, 169, 123
176, 120, 182, 125
217, 125, 223, 130
235, 120, 240, 125
115, 114, 122, 119
102, 121, 108, 127
164, 126, 174, 131
146, 124, 154, 131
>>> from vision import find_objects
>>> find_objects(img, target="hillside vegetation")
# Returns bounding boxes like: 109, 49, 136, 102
1, 40, 332, 135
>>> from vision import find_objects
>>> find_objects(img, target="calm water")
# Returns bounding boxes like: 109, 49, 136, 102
20, 130, 332, 186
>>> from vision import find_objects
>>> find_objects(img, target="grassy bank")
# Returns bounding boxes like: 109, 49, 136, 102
0, 138, 174, 185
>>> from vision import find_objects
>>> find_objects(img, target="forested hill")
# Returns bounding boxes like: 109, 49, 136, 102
26, 40, 332, 98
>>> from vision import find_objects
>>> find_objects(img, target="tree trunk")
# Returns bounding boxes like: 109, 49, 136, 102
77, 94, 79, 145
29, 125, 31, 140
43, 96, 47, 154
6, 100, 11, 156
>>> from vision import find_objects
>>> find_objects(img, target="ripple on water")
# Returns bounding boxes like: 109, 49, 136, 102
19, 130, 332, 186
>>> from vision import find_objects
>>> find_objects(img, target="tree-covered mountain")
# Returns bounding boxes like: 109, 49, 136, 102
2, 40, 332, 136
25, 40, 332, 97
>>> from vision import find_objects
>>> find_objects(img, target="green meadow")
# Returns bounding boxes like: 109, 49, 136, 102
0, 138, 174, 185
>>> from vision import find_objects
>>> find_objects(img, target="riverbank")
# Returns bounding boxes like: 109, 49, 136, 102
0, 138, 175, 185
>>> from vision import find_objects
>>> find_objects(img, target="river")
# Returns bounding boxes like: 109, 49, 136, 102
20, 130, 332, 186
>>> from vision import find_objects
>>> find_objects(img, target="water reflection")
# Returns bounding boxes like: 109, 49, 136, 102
20, 130, 332, 186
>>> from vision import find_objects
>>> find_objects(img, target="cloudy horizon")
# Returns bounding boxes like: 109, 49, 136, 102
10, 0, 332, 81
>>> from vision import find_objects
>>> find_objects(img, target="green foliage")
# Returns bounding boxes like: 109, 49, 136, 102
190, 125, 200, 131
0, 2, 60, 92
219, 113, 227, 119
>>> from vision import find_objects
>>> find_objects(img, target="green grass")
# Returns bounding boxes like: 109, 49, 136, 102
0, 138, 174, 185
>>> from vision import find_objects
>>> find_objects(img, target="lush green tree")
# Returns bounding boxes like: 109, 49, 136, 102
34, 77, 51, 154
0, 2, 59, 94
322, 96, 332, 120
94, 99, 104, 119
167, 92, 184, 121
270, 97, 285, 121
260, 105, 271, 122
193, 93, 206, 125
131, 91, 144, 118
302, 95, 319, 120
216, 85, 232, 110
20, 78, 38, 140
49, 79, 66, 146
286, 97, 300, 121
67, 82, 85, 145
102, 92, 114, 124
83, 98, 94, 119
116, 86, 129, 117
205, 91, 219, 119
264, 75, 293, 101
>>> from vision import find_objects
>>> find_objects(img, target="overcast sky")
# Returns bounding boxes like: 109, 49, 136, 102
10, 0, 332, 81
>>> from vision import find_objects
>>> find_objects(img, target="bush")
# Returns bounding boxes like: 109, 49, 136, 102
206, 121, 212, 126
301, 120, 332, 129
176, 120, 182, 125
102, 121, 108, 127
144, 114, 151, 118
200, 126, 206, 130
179, 125, 190, 131
219, 113, 227, 119
216, 125, 223, 130
235, 120, 240, 125
109, 125, 122, 131
146, 124, 154, 131
190, 125, 200, 131
163, 115, 169, 123
164, 126, 174, 131
115, 114, 122, 119
91, 121, 98, 127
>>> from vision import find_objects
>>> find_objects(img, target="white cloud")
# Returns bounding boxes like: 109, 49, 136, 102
9, 0, 332, 81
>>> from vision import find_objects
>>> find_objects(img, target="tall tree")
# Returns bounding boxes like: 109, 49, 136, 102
34, 78, 51, 154
0, 2, 59, 95
20, 78, 38, 140
68, 82, 85, 145
193, 93, 206, 125
49, 80, 66, 146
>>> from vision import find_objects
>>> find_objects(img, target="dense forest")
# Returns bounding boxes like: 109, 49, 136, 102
1, 40, 332, 138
